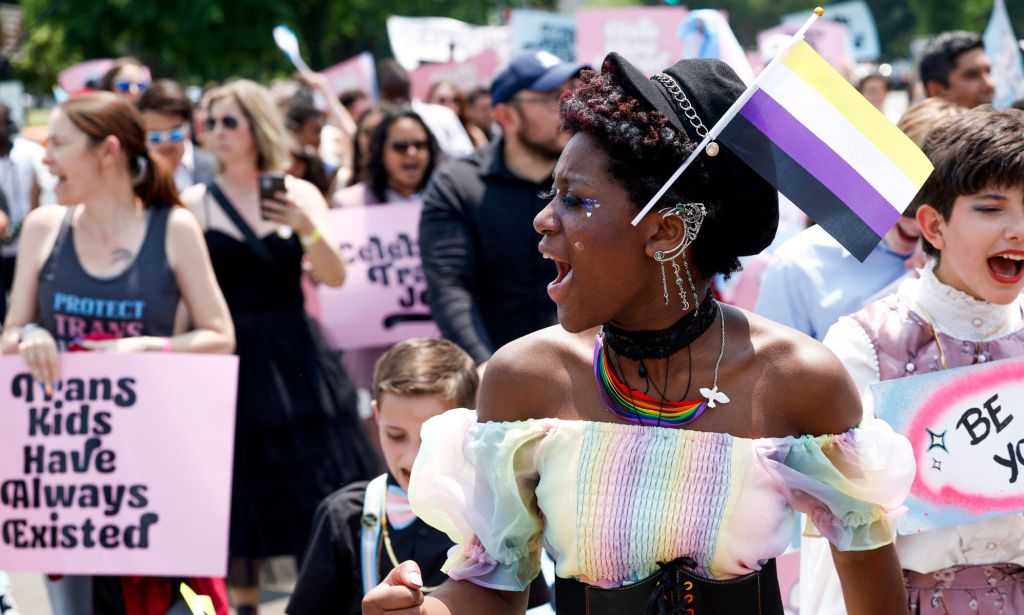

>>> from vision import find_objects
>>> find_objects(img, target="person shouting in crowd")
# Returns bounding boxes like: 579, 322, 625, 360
419, 51, 586, 367
365, 53, 915, 614
755, 97, 965, 341
332, 108, 439, 209
288, 338, 551, 614
1, 91, 234, 614
802, 107, 1024, 613
180, 79, 378, 615
99, 57, 152, 106
138, 79, 217, 194
919, 31, 995, 109
331, 108, 441, 439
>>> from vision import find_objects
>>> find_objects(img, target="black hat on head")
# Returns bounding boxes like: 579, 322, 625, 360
603, 52, 779, 256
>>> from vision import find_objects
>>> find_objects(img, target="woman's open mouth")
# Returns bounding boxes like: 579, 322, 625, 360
988, 251, 1024, 284
546, 257, 573, 301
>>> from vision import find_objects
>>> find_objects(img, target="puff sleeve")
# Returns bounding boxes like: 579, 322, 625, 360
756, 418, 915, 551
408, 408, 552, 591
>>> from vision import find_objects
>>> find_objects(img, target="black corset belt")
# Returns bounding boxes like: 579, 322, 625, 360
554, 557, 784, 615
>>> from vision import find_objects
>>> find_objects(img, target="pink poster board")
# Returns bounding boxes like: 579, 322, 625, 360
320, 51, 378, 100
318, 203, 438, 350
409, 50, 501, 102
0, 353, 238, 576
576, 7, 688, 77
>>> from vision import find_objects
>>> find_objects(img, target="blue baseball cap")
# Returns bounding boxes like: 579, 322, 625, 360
491, 51, 588, 105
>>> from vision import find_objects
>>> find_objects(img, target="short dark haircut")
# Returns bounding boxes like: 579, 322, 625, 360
373, 338, 478, 409
561, 66, 736, 278
919, 31, 984, 88
365, 107, 439, 202
137, 79, 193, 121
377, 59, 410, 103
912, 107, 1024, 257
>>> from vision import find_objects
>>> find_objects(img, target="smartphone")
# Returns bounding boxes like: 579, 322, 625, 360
259, 172, 287, 220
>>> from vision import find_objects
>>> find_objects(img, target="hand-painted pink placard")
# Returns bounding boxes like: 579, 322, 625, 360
872, 357, 1024, 535
576, 7, 688, 77
0, 353, 238, 576
320, 51, 378, 101
318, 203, 438, 350
409, 50, 500, 102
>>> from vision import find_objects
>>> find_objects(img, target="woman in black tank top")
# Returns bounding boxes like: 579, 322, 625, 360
1, 93, 234, 613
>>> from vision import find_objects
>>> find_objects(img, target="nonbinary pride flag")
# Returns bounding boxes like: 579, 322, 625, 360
717, 40, 932, 261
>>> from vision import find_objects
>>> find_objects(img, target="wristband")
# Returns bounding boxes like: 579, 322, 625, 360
300, 227, 323, 249
160, 337, 173, 352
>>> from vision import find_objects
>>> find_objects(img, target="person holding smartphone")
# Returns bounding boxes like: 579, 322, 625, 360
180, 79, 380, 615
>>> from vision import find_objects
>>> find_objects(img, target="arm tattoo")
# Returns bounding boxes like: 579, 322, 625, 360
111, 248, 134, 265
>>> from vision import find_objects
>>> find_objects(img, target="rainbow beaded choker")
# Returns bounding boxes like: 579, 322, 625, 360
594, 301, 729, 427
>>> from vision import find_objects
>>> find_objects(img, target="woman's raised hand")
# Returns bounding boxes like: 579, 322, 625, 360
362, 560, 426, 614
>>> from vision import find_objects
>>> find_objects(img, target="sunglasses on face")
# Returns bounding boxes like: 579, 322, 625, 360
147, 125, 188, 145
388, 139, 429, 154
204, 115, 240, 131
115, 80, 148, 93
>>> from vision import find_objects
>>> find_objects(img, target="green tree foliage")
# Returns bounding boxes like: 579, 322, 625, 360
13, 0, 555, 93
10, 0, 1022, 94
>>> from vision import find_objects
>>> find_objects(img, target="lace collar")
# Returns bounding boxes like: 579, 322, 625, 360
898, 260, 1024, 341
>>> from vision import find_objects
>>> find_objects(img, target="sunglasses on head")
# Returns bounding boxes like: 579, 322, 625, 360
115, 80, 148, 93
147, 125, 188, 145
388, 139, 428, 154
204, 115, 240, 131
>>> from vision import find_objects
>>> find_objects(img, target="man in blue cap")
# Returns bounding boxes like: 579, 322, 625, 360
420, 51, 586, 368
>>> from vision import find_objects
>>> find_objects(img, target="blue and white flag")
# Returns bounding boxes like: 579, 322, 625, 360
984, 0, 1024, 108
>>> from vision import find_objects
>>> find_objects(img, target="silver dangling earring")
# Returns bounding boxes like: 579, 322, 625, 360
658, 258, 669, 305
672, 260, 688, 310
682, 258, 700, 307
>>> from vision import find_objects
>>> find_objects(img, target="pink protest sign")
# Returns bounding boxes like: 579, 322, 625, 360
318, 203, 438, 350
320, 51, 378, 100
57, 59, 115, 94
409, 50, 501, 102
872, 356, 1024, 535
0, 353, 238, 576
758, 20, 852, 74
576, 7, 688, 77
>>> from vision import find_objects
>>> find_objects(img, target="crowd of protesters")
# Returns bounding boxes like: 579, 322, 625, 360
0, 22, 1023, 615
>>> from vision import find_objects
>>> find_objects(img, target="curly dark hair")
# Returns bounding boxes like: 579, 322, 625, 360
365, 108, 440, 202
561, 61, 737, 278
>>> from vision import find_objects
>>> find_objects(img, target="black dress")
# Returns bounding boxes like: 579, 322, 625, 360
204, 190, 380, 559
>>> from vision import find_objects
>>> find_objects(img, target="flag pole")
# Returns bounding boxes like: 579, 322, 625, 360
631, 7, 825, 226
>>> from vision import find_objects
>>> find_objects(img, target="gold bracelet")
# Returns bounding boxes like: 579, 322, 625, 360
300, 227, 322, 248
